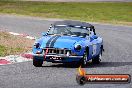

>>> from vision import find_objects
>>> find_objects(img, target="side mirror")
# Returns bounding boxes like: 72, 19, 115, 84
42, 32, 47, 36
93, 35, 98, 39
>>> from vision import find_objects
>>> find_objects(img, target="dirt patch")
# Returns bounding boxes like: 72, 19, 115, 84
0, 30, 34, 56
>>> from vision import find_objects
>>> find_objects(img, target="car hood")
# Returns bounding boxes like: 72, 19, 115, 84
40, 35, 84, 49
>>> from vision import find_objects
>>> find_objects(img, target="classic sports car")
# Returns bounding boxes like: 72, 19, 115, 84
32, 20, 104, 67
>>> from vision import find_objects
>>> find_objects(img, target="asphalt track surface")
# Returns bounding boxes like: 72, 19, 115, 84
0, 15, 132, 88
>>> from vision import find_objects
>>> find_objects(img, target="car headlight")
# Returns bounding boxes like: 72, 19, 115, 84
34, 43, 40, 48
74, 44, 81, 50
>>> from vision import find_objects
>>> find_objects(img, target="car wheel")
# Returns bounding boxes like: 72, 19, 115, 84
92, 49, 102, 64
33, 57, 43, 67
78, 51, 88, 67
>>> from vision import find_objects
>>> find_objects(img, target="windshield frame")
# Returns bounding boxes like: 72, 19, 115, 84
47, 25, 90, 38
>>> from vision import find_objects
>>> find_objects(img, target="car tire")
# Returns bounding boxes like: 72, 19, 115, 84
92, 49, 102, 64
78, 51, 88, 67
33, 57, 43, 67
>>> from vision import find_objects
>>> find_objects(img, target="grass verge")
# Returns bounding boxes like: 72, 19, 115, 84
0, 1, 132, 25
0, 31, 34, 57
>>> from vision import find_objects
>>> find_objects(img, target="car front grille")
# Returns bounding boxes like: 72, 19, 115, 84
43, 48, 71, 55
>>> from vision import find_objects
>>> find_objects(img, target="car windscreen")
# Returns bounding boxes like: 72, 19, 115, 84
48, 26, 89, 37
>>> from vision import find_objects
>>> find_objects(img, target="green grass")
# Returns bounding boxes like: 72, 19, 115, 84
0, 45, 7, 56
0, 45, 23, 56
0, 1, 132, 25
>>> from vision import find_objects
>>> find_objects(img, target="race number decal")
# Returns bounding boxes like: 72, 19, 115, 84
92, 44, 97, 56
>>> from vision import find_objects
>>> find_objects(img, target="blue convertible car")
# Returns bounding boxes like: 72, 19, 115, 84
32, 20, 104, 67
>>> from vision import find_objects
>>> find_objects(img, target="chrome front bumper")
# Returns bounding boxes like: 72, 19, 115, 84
33, 54, 83, 62
33, 54, 83, 58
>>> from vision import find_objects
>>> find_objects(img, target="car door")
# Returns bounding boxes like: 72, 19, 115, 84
84, 28, 94, 60
89, 29, 100, 58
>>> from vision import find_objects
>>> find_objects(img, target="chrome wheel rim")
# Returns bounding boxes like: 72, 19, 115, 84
99, 53, 102, 61
83, 52, 87, 65
100, 53, 102, 58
